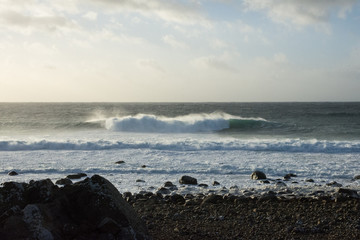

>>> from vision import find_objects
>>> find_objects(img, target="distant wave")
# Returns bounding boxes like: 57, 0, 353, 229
1, 139, 359, 153
104, 113, 269, 133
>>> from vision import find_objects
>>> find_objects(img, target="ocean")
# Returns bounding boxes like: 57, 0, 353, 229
1, 102, 360, 193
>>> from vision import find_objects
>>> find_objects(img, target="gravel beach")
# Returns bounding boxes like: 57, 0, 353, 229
130, 186, 360, 239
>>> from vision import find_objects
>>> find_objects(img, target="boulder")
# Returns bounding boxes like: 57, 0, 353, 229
7, 171, 18, 176
0, 175, 150, 240
212, 181, 220, 186
250, 171, 267, 180
66, 173, 87, 179
179, 175, 197, 185
55, 178, 73, 186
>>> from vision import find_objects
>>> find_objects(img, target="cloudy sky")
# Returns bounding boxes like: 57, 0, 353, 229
1, 0, 359, 102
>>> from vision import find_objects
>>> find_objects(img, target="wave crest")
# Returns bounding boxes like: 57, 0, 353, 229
104, 113, 267, 133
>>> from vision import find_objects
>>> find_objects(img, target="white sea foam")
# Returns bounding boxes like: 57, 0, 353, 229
104, 113, 266, 133
1, 137, 359, 153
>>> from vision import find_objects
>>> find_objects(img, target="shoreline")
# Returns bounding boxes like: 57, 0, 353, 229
2, 174, 360, 239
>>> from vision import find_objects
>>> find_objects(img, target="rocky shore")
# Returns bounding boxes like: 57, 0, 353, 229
1, 173, 360, 239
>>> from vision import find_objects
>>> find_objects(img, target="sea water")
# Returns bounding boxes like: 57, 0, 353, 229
0, 102, 360, 193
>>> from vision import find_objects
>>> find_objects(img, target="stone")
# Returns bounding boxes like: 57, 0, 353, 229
156, 187, 171, 195
115, 160, 125, 164
136, 179, 145, 183
251, 171, 267, 180
305, 178, 315, 183
8, 171, 18, 176
201, 194, 223, 205
164, 181, 175, 187
353, 175, 360, 180
170, 194, 185, 204
212, 181, 220, 186
66, 173, 87, 179
326, 181, 343, 187
141, 165, 147, 168
179, 175, 198, 185
0, 175, 150, 240
337, 188, 359, 198
198, 183, 208, 188
55, 178, 73, 186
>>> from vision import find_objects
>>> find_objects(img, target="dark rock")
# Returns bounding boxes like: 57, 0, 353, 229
0, 175, 150, 240
136, 179, 146, 183
66, 173, 87, 179
201, 194, 223, 205
353, 175, 360, 180
251, 171, 267, 180
164, 181, 175, 187
305, 178, 315, 183
170, 194, 185, 204
198, 183, 208, 188
326, 181, 342, 187
179, 175, 197, 185
7, 171, 18, 176
261, 180, 270, 184
141, 165, 147, 168
156, 187, 171, 195
284, 173, 297, 180
115, 160, 125, 164
212, 181, 220, 186
55, 178, 73, 186
337, 188, 359, 198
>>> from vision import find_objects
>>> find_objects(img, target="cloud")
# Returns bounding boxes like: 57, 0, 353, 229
243, 0, 357, 29
0, 10, 72, 32
163, 35, 187, 49
83, 11, 98, 21
192, 55, 236, 72
87, 0, 209, 26
137, 59, 165, 73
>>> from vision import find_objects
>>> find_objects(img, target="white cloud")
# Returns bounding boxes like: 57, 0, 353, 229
137, 59, 165, 73
87, 0, 209, 26
163, 35, 187, 49
83, 11, 98, 21
0, 10, 73, 32
191, 55, 235, 72
243, 0, 357, 29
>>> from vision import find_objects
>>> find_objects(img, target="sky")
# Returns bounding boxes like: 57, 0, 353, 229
0, 0, 360, 102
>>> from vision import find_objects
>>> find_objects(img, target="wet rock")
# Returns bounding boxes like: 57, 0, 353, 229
66, 173, 87, 179
55, 178, 73, 186
212, 181, 220, 186
353, 175, 360, 180
337, 188, 359, 198
115, 160, 125, 164
201, 194, 223, 205
170, 194, 185, 204
0, 175, 150, 240
179, 175, 197, 185
7, 171, 18, 176
164, 181, 175, 187
261, 180, 270, 184
326, 181, 342, 187
156, 187, 171, 195
305, 178, 315, 183
141, 165, 147, 168
251, 171, 267, 180
136, 179, 146, 183
198, 183, 208, 188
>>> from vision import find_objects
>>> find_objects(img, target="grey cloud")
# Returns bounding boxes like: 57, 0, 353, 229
243, 0, 357, 27
88, 0, 208, 25
0, 10, 73, 32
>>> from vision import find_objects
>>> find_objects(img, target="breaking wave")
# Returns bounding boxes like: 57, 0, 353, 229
1, 138, 359, 153
104, 113, 269, 133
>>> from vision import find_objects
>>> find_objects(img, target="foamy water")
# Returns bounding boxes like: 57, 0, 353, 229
1, 103, 360, 194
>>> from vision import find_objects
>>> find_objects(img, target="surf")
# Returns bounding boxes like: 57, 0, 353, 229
104, 112, 268, 133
